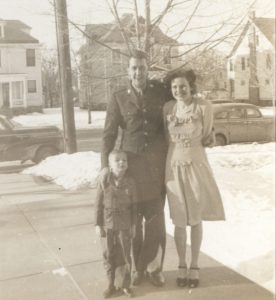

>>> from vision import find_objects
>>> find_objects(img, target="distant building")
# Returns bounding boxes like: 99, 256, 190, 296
227, 17, 275, 106
78, 14, 180, 109
0, 19, 42, 115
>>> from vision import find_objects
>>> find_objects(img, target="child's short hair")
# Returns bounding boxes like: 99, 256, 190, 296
108, 150, 127, 161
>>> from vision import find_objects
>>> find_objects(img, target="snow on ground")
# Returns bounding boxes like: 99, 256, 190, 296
19, 107, 275, 293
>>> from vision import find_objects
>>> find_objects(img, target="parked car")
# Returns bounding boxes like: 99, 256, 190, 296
0, 115, 64, 163
209, 99, 233, 104
212, 103, 275, 146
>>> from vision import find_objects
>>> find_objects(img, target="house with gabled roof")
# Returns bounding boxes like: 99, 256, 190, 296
227, 16, 275, 106
0, 19, 43, 115
78, 14, 180, 109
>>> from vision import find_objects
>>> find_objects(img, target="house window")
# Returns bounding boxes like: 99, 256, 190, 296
12, 81, 24, 100
112, 49, 121, 64
26, 49, 36, 66
0, 25, 3, 38
241, 57, 245, 70
266, 54, 272, 70
28, 80, 37, 93
265, 79, 270, 85
241, 80, 245, 86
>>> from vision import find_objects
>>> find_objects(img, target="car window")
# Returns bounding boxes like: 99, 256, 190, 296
215, 111, 228, 119
229, 108, 244, 119
0, 123, 6, 131
246, 108, 261, 118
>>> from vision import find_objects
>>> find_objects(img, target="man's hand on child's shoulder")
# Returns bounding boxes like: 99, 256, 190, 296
97, 167, 110, 188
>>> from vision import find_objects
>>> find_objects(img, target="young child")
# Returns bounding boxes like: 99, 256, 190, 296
95, 150, 137, 298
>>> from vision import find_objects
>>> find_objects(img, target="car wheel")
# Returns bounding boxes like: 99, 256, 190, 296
215, 134, 227, 146
33, 146, 58, 164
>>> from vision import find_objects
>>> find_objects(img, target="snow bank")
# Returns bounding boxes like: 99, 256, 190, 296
23, 152, 101, 190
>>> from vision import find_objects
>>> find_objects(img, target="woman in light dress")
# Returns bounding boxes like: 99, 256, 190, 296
163, 69, 225, 288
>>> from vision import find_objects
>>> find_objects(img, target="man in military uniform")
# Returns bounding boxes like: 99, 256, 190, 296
100, 49, 167, 287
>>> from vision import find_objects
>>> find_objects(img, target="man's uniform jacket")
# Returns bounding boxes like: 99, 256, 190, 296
101, 80, 168, 202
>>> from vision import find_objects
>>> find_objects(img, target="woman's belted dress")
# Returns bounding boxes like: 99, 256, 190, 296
163, 98, 225, 228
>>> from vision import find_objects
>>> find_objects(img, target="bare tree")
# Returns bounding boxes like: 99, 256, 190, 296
41, 50, 60, 108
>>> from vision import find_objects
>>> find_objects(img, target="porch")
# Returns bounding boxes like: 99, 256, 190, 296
0, 73, 27, 116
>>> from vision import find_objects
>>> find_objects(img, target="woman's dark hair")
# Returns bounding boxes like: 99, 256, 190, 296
164, 69, 197, 96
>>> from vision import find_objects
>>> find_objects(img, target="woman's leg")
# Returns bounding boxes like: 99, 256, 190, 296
174, 226, 187, 269
190, 222, 203, 269
174, 226, 188, 286
188, 222, 202, 288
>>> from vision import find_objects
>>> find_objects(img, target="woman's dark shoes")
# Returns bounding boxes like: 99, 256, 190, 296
132, 271, 144, 286
176, 277, 187, 287
103, 286, 115, 298
188, 267, 200, 288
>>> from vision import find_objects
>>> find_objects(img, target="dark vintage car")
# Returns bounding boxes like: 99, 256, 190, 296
0, 115, 64, 163
213, 103, 275, 146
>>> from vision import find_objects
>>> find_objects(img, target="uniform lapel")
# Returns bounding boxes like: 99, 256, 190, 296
126, 84, 142, 110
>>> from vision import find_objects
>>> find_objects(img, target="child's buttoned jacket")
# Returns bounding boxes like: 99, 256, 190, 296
95, 173, 137, 230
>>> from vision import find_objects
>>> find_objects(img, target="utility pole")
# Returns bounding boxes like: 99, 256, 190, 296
54, 0, 77, 153
248, 10, 259, 105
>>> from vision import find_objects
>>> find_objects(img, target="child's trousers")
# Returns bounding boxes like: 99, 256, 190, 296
101, 229, 132, 289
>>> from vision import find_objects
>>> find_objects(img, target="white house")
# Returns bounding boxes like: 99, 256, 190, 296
227, 17, 275, 106
0, 19, 43, 115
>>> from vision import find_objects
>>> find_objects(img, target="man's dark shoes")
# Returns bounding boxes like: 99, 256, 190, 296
103, 286, 115, 298
132, 271, 144, 286
148, 271, 165, 287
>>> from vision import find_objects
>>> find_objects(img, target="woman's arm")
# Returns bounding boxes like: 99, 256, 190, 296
201, 100, 216, 147
163, 103, 170, 145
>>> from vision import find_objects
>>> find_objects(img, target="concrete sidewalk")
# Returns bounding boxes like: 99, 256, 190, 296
0, 173, 274, 300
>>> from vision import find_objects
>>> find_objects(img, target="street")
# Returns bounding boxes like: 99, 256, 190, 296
76, 128, 103, 152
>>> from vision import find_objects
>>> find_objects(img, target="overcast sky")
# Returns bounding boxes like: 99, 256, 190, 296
1, 0, 275, 53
